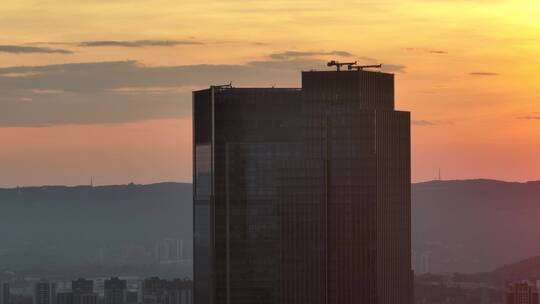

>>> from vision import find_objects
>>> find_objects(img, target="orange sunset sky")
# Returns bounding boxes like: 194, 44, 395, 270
0, 0, 539, 187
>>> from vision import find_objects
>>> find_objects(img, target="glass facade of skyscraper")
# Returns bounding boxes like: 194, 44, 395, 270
193, 70, 411, 304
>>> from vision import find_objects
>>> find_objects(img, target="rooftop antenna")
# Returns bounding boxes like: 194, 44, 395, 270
211, 82, 233, 90
327, 60, 357, 72
348, 64, 383, 71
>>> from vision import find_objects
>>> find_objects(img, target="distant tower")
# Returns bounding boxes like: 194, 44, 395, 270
438, 168, 442, 181
420, 252, 431, 274
90, 177, 94, 187
411, 250, 417, 273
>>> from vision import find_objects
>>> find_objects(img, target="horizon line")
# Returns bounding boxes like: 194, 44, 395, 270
2, 178, 540, 190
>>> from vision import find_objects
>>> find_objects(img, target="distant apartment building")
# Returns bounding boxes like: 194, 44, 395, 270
55, 278, 97, 304
72, 279, 97, 304
140, 277, 168, 304
507, 282, 539, 304
73, 293, 97, 304
167, 279, 192, 304
139, 278, 192, 304
155, 239, 192, 265
56, 292, 74, 304
104, 278, 127, 304
34, 281, 56, 304
72, 279, 93, 295
125, 291, 139, 304
0, 282, 9, 304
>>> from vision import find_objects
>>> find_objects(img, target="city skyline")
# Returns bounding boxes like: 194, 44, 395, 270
1, 0, 540, 187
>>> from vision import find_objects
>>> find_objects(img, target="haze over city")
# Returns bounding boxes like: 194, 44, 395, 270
1, 0, 539, 187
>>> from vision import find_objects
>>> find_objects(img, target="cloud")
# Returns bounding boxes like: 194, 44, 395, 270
0, 58, 407, 126
412, 120, 437, 126
517, 115, 540, 120
381, 64, 406, 73
404, 48, 448, 55
0, 60, 299, 126
249, 58, 328, 70
0, 45, 73, 54
269, 50, 355, 60
78, 40, 202, 47
257, 51, 401, 72
469, 72, 500, 76
0, 60, 297, 92
412, 119, 454, 126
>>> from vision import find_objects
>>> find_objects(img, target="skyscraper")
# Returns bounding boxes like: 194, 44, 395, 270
193, 66, 411, 304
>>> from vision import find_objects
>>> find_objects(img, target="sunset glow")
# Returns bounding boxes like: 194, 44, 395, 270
1, 0, 539, 186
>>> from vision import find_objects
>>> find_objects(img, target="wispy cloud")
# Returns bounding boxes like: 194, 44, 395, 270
0, 45, 73, 54
269, 50, 355, 60
469, 72, 500, 76
412, 119, 454, 126
0, 57, 407, 126
412, 120, 437, 126
429, 50, 448, 54
0, 60, 298, 126
405, 48, 448, 55
78, 40, 202, 47
381, 64, 406, 73
517, 115, 540, 120
259, 51, 401, 72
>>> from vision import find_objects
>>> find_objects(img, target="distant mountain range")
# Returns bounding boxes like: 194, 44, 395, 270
413, 179, 540, 274
0, 182, 192, 276
2, 179, 540, 276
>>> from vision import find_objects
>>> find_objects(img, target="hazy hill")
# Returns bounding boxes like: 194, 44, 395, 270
0, 182, 192, 274
2, 179, 540, 275
413, 179, 540, 274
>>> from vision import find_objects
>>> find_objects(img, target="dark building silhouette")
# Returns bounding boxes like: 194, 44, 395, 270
104, 278, 127, 304
56, 293, 73, 304
72, 293, 97, 304
72, 279, 97, 304
126, 291, 139, 304
507, 282, 539, 304
72, 279, 93, 295
140, 277, 168, 304
193, 68, 412, 304
34, 281, 56, 304
0, 282, 9, 304
56, 279, 97, 304
139, 277, 193, 304
167, 279, 193, 304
